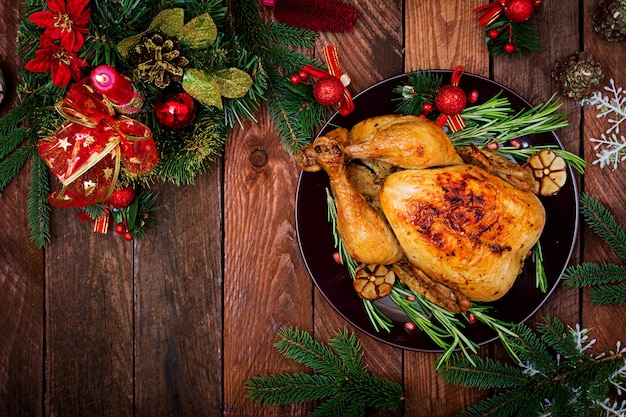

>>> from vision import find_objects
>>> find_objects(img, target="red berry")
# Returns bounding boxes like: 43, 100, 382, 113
114, 224, 125, 234
467, 90, 479, 104
298, 70, 308, 80
435, 85, 466, 115
487, 28, 500, 39
107, 187, 136, 209
467, 312, 478, 325
504, 0, 535, 23
404, 322, 417, 332
289, 73, 301, 85
421, 102, 434, 114
332, 251, 342, 264
486, 142, 499, 151
313, 76, 344, 106
503, 42, 516, 54
509, 138, 522, 148
123, 231, 133, 241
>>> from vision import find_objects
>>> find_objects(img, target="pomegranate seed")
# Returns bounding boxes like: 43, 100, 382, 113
468, 90, 479, 104
404, 321, 417, 332
509, 138, 522, 148
406, 295, 416, 302
332, 251, 342, 264
467, 312, 477, 325
486, 142, 499, 151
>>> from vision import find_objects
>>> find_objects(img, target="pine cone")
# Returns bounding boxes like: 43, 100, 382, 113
593, 0, 626, 41
552, 51, 604, 101
132, 32, 190, 88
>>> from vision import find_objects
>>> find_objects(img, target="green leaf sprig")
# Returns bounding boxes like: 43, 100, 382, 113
562, 193, 626, 305
245, 327, 404, 417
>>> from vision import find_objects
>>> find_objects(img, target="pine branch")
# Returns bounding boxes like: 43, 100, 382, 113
580, 193, 626, 261
562, 263, 626, 287
245, 327, 403, 416
0, 145, 34, 196
442, 317, 626, 417
589, 283, 626, 305
28, 154, 51, 248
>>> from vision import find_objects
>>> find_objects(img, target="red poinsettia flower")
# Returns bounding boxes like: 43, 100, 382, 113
28, 0, 91, 52
24, 35, 88, 87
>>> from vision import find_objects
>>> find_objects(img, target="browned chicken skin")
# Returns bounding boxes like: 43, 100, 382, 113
296, 115, 547, 309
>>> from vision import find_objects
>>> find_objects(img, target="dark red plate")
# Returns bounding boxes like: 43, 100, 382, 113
295, 71, 579, 351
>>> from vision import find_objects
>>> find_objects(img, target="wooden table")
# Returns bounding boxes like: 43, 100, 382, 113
1, 1, 625, 416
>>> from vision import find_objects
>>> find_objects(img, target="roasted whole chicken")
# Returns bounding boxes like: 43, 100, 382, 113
296, 115, 552, 313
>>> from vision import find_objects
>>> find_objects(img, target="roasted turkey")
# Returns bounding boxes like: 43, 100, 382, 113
295, 115, 548, 309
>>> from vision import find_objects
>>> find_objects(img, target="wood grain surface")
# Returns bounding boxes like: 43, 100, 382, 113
1, 1, 625, 416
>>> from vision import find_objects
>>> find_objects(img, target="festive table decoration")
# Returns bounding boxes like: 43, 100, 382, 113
434, 66, 468, 132
593, 0, 626, 42
474, 0, 542, 56
563, 193, 626, 305
1, 0, 336, 245
289, 45, 355, 116
552, 51, 604, 101
245, 327, 403, 416
442, 317, 626, 417
584, 78, 626, 169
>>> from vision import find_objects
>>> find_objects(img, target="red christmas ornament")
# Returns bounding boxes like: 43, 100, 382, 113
114, 223, 126, 234
503, 42, 517, 54
435, 66, 467, 133
107, 187, 136, 209
487, 28, 500, 39
421, 102, 434, 115
313, 75, 345, 106
435, 85, 467, 115
504, 0, 536, 23
154, 90, 196, 130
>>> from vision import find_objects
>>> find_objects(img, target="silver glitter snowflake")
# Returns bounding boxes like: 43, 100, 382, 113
585, 78, 626, 169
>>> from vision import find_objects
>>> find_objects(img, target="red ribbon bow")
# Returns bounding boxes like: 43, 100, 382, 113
38, 79, 158, 208
300, 45, 355, 116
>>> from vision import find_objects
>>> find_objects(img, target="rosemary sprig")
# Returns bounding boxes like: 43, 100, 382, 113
450, 93, 570, 147
532, 240, 547, 293
495, 145, 587, 175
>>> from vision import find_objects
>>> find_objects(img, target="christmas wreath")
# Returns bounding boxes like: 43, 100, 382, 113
0, 0, 352, 246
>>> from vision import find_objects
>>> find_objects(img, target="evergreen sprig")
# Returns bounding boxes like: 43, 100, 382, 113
442, 317, 626, 417
231, 0, 329, 151
244, 327, 404, 417
562, 193, 626, 305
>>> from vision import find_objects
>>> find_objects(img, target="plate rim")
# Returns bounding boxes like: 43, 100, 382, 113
295, 70, 580, 352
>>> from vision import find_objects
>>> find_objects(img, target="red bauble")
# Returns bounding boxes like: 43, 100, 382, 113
154, 90, 196, 130
487, 28, 500, 39
435, 85, 467, 115
107, 187, 136, 209
313, 76, 344, 106
503, 42, 517, 54
504, 0, 535, 23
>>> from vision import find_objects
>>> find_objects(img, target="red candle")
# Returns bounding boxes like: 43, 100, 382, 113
90, 65, 134, 105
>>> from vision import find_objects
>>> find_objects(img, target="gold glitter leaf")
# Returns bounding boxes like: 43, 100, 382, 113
179, 13, 217, 50
117, 8, 185, 58
183, 69, 222, 109
147, 8, 185, 37
214, 68, 253, 98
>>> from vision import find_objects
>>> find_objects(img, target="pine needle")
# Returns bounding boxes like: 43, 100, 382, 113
244, 327, 403, 416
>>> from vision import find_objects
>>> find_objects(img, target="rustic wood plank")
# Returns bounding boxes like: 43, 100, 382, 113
405, 0, 489, 76
581, 0, 626, 350
0, 162, 44, 417
0, 2, 44, 416
46, 209, 134, 416
133, 166, 223, 416
223, 110, 313, 416
403, 1, 490, 416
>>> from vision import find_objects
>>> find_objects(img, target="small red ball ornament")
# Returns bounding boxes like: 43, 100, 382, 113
421, 102, 434, 115
107, 187, 136, 209
154, 90, 196, 130
487, 28, 500, 39
435, 85, 467, 115
313, 75, 344, 106
503, 42, 517, 54
504, 0, 536, 23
